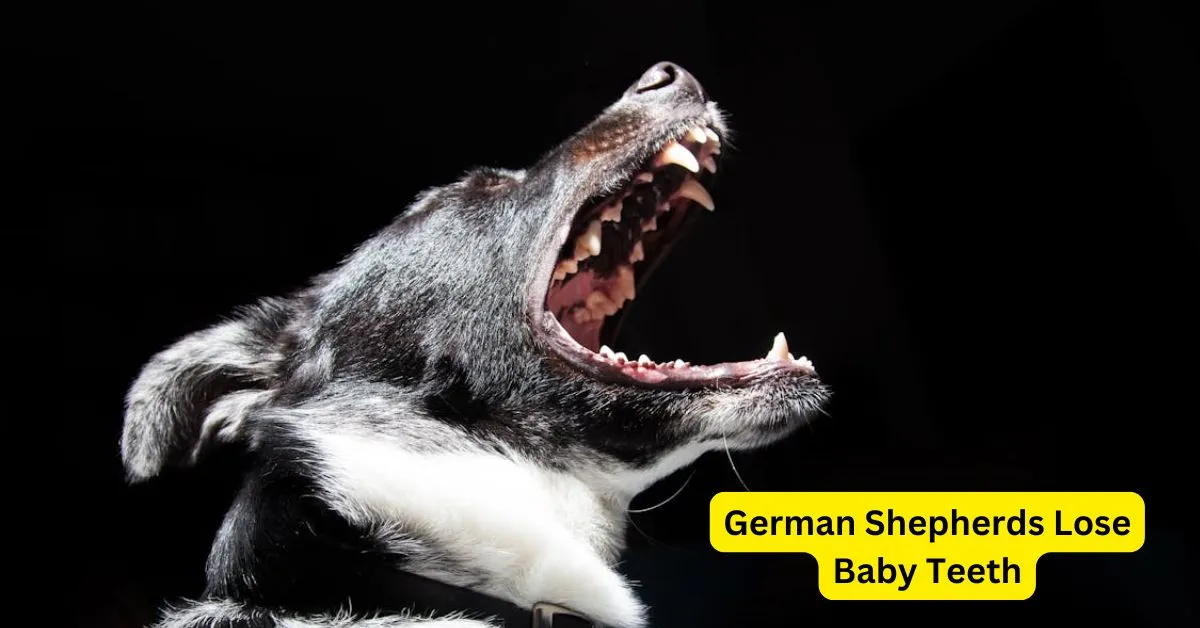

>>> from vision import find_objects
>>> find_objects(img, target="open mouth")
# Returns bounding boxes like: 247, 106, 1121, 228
541, 124, 815, 387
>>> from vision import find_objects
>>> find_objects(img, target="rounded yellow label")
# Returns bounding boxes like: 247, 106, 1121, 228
709, 492, 1144, 600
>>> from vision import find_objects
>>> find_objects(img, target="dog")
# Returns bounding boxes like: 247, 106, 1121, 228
120, 61, 830, 628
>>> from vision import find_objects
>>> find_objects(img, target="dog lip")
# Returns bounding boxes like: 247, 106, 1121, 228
537, 310, 816, 389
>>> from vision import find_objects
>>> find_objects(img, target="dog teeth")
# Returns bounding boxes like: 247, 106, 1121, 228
614, 351, 628, 363
575, 220, 602, 259
584, 220, 602, 255
793, 355, 813, 370
637, 354, 654, 367
600, 345, 615, 359
654, 140, 700, 173
616, 265, 636, 301
704, 127, 720, 146
702, 155, 717, 173
673, 178, 715, 211
674, 359, 686, 368
767, 332, 790, 361
629, 241, 645, 262
634, 171, 654, 184
552, 258, 579, 281
688, 126, 708, 143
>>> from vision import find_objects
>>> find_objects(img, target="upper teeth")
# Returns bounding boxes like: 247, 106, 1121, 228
551, 125, 725, 350
673, 178, 715, 211
654, 140, 700, 173
574, 220, 602, 259
629, 241, 645, 262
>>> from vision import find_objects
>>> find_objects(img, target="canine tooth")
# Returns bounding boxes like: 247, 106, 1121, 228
688, 126, 708, 143
674, 178, 715, 211
638, 354, 653, 367
615, 351, 628, 363
768, 332, 790, 361
600, 345, 615, 359
629, 241, 645, 262
674, 359, 686, 368
702, 155, 717, 173
704, 128, 720, 145
634, 172, 653, 184
642, 215, 657, 232
600, 202, 623, 222
654, 141, 700, 173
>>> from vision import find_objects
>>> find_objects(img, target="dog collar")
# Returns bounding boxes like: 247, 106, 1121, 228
372, 567, 599, 627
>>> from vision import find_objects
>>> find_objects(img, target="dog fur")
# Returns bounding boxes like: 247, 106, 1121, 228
120, 62, 830, 628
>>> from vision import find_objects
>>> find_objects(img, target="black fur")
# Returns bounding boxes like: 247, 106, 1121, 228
121, 62, 830, 628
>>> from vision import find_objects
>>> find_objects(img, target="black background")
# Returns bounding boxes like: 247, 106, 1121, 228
13, 1, 1197, 626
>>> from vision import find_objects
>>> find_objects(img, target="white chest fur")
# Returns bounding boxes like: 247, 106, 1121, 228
311, 432, 714, 627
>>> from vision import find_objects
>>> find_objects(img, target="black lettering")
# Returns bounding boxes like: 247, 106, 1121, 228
928, 558, 1021, 584
909, 516, 926, 536
951, 509, 970, 536
929, 514, 948, 542
973, 515, 991, 535
835, 558, 854, 583
1007, 510, 1025, 535
1057, 511, 1130, 536
865, 510, 884, 535
887, 508, 906, 535
1056, 510, 1070, 535
828, 515, 855, 535
927, 557, 946, 583
749, 516, 768, 535
998, 556, 1021, 583
947, 562, 966, 583
725, 510, 747, 535
1028, 515, 1044, 535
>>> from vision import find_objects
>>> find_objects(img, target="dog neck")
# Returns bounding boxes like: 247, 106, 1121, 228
309, 429, 713, 628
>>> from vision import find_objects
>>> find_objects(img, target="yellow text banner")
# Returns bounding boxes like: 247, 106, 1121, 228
709, 492, 1144, 600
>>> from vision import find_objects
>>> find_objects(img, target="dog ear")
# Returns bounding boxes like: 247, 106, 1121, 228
120, 298, 292, 482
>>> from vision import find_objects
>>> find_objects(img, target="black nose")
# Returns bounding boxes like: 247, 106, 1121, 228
626, 61, 706, 101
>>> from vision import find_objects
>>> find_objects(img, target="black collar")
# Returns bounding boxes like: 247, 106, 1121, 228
370, 567, 600, 628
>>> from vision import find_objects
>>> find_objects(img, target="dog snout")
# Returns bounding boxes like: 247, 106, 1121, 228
625, 61, 707, 102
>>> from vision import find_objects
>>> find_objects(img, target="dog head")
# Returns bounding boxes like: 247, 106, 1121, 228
122, 61, 829, 486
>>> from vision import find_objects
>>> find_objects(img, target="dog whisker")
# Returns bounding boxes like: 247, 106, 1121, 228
626, 467, 697, 514
723, 431, 752, 492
